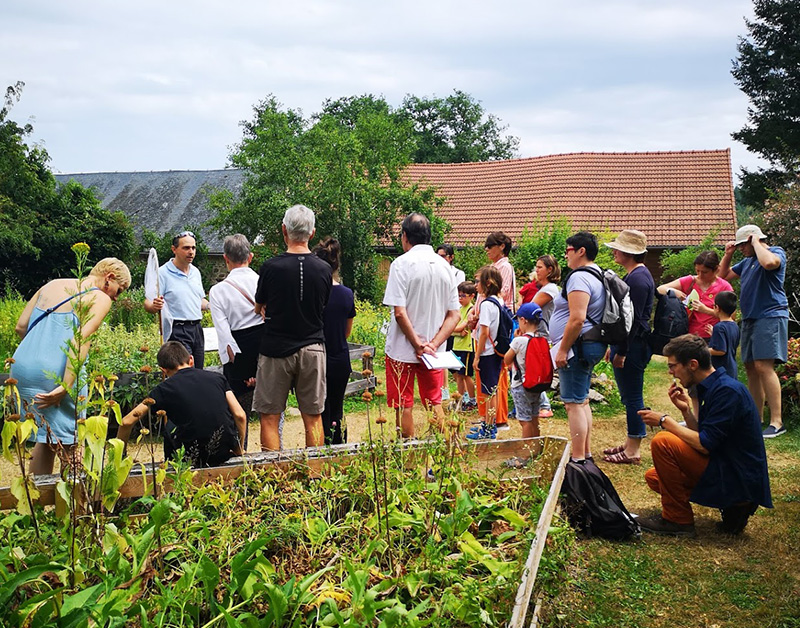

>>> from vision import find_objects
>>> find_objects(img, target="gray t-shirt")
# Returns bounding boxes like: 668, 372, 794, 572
548, 264, 605, 344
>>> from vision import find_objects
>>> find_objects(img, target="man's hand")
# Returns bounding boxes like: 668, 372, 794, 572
146, 295, 165, 313
668, 381, 690, 414
704, 323, 714, 336
612, 354, 625, 369
416, 341, 437, 357
555, 348, 568, 369
473, 355, 480, 372
724, 240, 737, 256
638, 409, 663, 428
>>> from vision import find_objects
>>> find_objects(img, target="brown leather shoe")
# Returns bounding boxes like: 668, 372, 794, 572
639, 515, 696, 537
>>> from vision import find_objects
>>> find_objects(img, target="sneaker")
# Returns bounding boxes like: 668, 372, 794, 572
503, 456, 530, 469
638, 515, 696, 537
717, 502, 758, 535
762, 425, 786, 438
467, 422, 485, 434
461, 392, 471, 405
496, 423, 510, 431
507, 408, 517, 419
466, 424, 497, 440
538, 409, 553, 418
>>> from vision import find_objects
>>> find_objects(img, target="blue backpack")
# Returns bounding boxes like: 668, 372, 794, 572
483, 296, 514, 355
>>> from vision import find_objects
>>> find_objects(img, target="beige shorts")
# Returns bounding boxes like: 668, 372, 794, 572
253, 343, 327, 415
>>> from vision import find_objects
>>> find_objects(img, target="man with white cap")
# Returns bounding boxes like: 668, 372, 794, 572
719, 224, 789, 438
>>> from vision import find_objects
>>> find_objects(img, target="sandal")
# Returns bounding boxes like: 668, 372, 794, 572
602, 450, 641, 465
602, 444, 625, 456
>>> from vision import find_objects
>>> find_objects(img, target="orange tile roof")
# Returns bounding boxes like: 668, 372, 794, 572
406, 150, 737, 248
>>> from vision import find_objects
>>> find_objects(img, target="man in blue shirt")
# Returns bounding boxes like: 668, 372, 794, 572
144, 231, 209, 368
638, 334, 772, 537
720, 224, 789, 438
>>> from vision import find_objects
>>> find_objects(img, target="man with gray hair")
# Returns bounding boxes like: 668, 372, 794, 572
209, 234, 265, 427
253, 205, 332, 450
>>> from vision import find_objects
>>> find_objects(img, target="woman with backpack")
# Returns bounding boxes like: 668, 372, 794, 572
656, 251, 732, 341
602, 230, 655, 465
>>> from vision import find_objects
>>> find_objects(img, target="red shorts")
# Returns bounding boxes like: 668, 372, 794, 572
385, 356, 444, 409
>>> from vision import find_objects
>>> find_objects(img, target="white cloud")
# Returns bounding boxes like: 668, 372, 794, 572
2, 0, 765, 178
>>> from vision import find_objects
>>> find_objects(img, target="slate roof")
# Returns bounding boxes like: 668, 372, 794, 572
406, 149, 737, 247
55, 150, 736, 253
54, 170, 244, 252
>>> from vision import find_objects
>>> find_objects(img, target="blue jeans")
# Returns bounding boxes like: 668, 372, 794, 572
558, 340, 606, 403
611, 336, 652, 439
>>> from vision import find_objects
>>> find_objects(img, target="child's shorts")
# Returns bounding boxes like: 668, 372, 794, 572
511, 385, 541, 422
450, 350, 474, 376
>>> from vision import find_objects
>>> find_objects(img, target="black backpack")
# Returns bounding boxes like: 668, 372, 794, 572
561, 459, 641, 541
562, 266, 633, 345
649, 288, 689, 355
483, 296, 514, 355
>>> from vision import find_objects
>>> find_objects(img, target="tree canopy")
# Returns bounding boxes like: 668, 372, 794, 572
0, 82, 136, 298
731, 0, 800, 207
209, 96, 449, 301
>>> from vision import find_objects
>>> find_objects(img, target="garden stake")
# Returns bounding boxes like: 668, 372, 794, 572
362, 391, 382, 536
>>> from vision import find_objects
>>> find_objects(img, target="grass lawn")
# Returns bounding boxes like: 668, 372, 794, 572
539, 356, 800, 628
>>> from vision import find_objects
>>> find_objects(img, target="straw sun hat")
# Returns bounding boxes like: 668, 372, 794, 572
604, 229, 648, 255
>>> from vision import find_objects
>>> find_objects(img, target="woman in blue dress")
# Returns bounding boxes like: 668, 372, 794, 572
11, 258, 131, 475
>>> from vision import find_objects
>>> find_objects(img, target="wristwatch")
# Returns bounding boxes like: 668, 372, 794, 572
659, 414, 668, 429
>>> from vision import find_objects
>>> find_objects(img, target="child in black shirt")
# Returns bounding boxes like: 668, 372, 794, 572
119, 342, 247, 466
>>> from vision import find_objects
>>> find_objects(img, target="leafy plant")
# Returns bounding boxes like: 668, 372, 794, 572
658, 230, 725, 282
0, 290, 24, 361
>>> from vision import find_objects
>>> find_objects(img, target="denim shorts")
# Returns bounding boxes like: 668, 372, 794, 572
558, 340, 606, 404
741, 317, 788, 363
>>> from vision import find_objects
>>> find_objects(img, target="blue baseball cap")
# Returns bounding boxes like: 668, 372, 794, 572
515, 302, 542, 321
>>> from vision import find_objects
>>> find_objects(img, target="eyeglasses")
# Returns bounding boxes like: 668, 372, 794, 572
564, 246, 575, 254
458, 293, 472, 298
175, 230, 195, 240
484, 244, 496, 250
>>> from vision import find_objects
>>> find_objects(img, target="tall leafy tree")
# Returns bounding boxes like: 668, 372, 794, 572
0, 82, 136, 297
209, 96, 448, 302
400, 90, 519, 163
731, 0, 800, 207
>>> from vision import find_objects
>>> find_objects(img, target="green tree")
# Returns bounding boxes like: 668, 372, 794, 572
209, 96, 447, 302
400, 90, 519, 163
758, 184, 800, 318
731, 0, 800, 207
0, 83, 136, 298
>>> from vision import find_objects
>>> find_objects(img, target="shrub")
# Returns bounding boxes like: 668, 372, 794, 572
511, 218, 572, 280
658, 231, 726, 282
350, 298, 389, 357
0, 292, 25, 361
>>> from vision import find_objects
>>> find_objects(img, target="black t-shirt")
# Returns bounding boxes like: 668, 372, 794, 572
255, 252, 332, 357
323, 284, 356, 365
149, 368, 238, 465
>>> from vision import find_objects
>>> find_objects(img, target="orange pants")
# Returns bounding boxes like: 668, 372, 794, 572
476, 362, 509, 425
644, 431, 709, 525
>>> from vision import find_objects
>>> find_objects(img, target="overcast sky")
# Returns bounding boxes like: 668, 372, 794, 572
3, 0, 765, 181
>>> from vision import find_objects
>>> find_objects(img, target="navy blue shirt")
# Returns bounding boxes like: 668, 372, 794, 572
709, 320, 740, 379
613, 264, 654, 356
323, 284, 356, 365
692, 369, 772, 509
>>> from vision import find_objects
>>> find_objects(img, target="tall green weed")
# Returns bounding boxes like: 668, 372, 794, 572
511, 218, 573, 279
0, 292, 25, 361
350, 299, 388, 357
659, 231, 725, 281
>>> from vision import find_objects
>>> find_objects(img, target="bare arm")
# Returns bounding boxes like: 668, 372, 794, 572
15, 288, 41, 339
503, 347, 517, 368
752, 238, 781, 270
226, 391, 247, 455
117, 402, 148, 444
532, 289, 554, 309
394, 305, 423, 354
640, 409, 707, 454
656, 277, 686, 298
555, 290, 589, 368
708, 347, 726, 356
473, 325, 490, 371
144, 296, 165, 314
718, 241, 739, 281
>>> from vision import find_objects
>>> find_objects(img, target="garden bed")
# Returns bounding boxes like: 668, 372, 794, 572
1, 436, 569, 627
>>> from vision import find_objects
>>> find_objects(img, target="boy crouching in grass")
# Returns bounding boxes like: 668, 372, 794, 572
118, 341, 247, 467
504, 302, 545, 440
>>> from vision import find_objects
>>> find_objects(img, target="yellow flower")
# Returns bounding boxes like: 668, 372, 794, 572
71, 242, 90, 255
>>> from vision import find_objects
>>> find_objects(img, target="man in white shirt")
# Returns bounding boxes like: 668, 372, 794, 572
384, 213, 460, 437
208, 234, 264, 417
